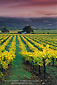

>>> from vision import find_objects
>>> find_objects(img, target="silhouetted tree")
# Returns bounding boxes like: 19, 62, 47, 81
1, 27, 9, 33
23, 26, 33, 33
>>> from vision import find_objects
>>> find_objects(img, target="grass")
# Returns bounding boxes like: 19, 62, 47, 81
46, 66, 57, 79
9, 30, 22, 33
34, 30, 57, 34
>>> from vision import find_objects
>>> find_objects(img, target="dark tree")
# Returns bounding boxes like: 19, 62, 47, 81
23, 26, 33, 33
18, 31, 21, 34
1, 27, 9, 33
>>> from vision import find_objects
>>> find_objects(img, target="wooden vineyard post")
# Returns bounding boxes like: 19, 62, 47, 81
31, 61, 33, 69
33, 62, 34, 69
43, 58, 46, 78
49, 62, 50, 65
35, 62, 37, 70
33, 62, 36, 70
39, 65, 41, 75
56, 58, 57, 61
52, 58, 54, 66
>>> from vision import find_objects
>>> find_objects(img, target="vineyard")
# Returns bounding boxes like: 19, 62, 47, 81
0, 34, 57, 84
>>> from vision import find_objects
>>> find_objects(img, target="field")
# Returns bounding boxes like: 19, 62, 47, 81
34, 30, 57, 34
0, 30, 57, 34
0, 34, 57, 85
7, 30, 57, 34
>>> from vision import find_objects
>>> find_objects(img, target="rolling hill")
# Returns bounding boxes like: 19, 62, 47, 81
0, 17, 57, 30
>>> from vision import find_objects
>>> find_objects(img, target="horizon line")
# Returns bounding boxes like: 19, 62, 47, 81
0, 16, 57, 19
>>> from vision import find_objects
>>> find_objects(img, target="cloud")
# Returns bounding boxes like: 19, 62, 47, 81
0, 0, 57, 7
44, 13, 57, 16
34, 10, 57, 16
0, 0, 57, 17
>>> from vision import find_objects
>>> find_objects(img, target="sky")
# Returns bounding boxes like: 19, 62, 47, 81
0, 0, 57, 18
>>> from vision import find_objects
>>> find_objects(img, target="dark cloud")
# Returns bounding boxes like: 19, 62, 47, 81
44, 13, 57, 16
0, 0, 57, 6
33, 11, 57, 17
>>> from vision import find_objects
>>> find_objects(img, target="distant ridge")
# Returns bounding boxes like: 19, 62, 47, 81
0, 17, 57, 30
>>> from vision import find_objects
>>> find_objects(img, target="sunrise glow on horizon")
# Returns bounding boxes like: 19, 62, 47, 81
0, 0, 57, 18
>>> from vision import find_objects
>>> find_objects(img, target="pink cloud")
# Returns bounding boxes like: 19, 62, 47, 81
0, 0, 57, 6
0, 0, 57, 17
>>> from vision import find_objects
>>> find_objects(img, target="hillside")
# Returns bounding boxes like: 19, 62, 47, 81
0, 17, 57, 30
